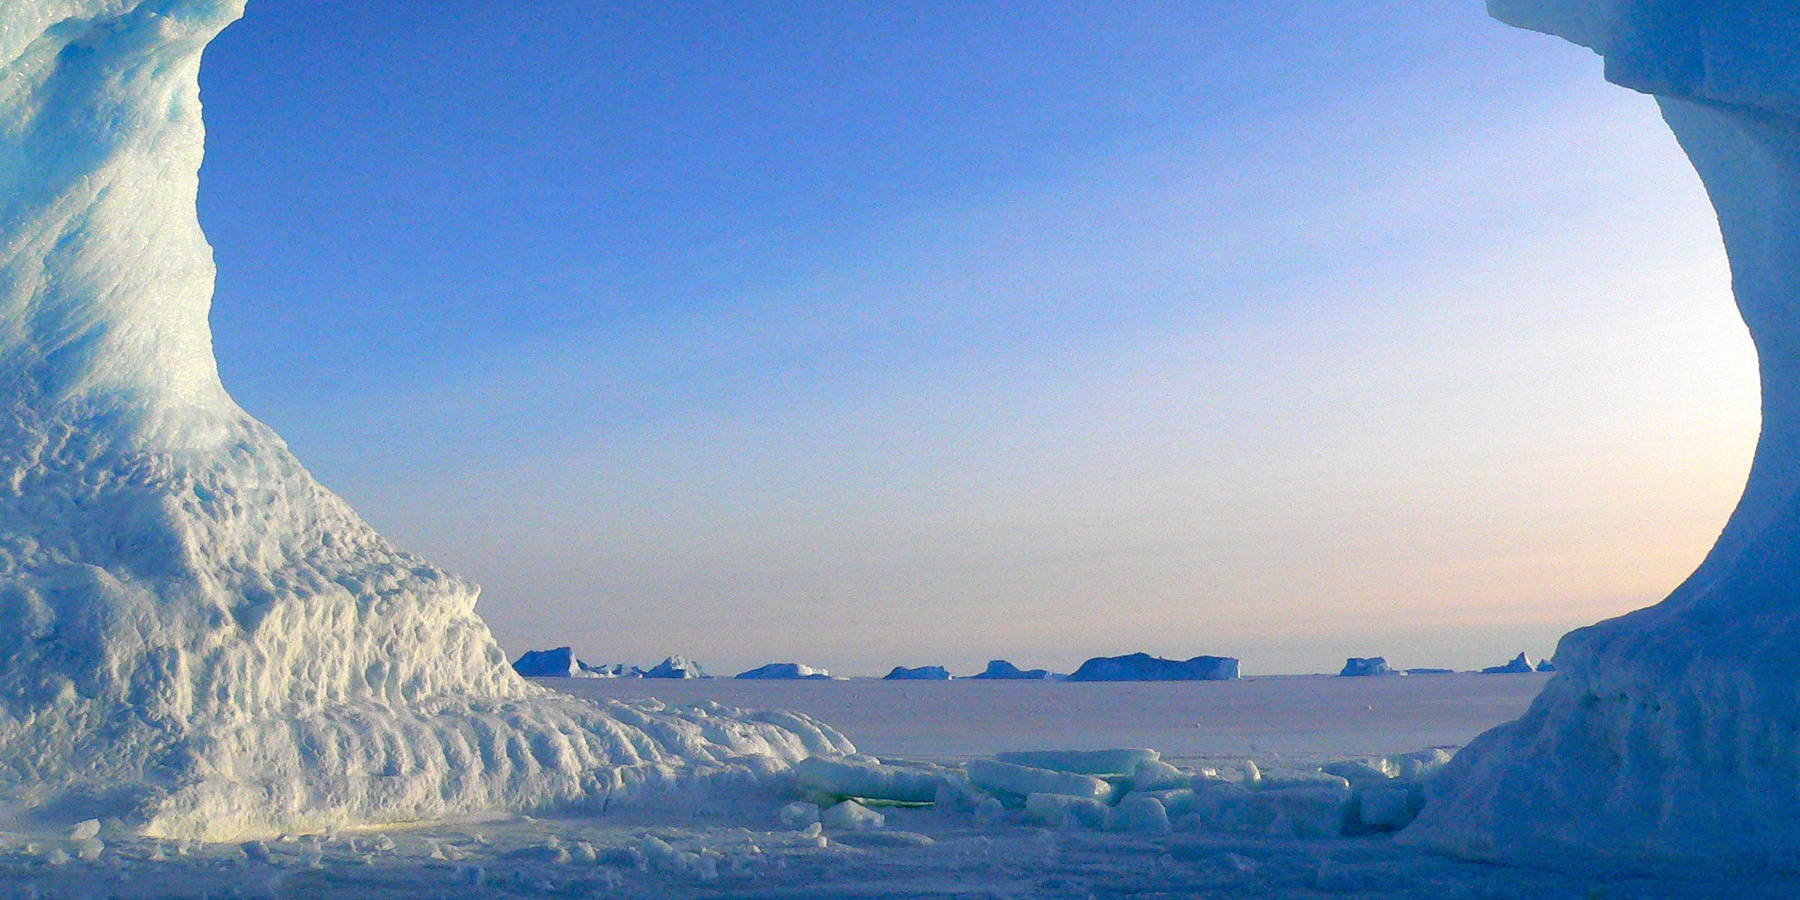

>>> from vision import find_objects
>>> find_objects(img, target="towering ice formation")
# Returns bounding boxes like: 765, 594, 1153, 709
0, 1, 848, 840
1406, 1, 1800, 866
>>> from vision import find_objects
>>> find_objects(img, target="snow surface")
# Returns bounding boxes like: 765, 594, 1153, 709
0, 0, 847, 841
0, 675, 1785, 899
1406, 0, 1800, 867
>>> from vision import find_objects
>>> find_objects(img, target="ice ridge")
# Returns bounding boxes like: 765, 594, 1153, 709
1404, 0, 1800, 867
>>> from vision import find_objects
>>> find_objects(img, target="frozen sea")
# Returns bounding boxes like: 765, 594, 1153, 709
6, 670, 1795, 899
546, 672, 1550, 766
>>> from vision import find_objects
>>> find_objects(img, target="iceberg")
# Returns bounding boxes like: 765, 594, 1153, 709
0, 0, 850, 841
1066, 653, 1239, 682
883, 665, 952, 681
968, 660, 1058, 680
1405, 0, 1800, 866
1477, 653, 1536, 675
579, 662, 640, 677
512, 648, 584, 678
1339, 657, 1396, 677
643, 656, 708, 679
736, 663, 832, 680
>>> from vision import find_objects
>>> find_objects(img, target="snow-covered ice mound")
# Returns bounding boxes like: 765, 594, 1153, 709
1406, 0, 1800, 867
0, 0, 848, 841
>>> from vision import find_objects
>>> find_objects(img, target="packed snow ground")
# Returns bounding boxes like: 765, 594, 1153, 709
1, 675, 1793, 899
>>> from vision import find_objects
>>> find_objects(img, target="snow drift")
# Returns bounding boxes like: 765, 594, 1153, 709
0, 0, 848, 841
1406, 0, 1800, 867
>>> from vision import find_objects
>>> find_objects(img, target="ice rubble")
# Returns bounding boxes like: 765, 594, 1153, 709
1405, 0, 1800, 866
579, 662, 640, 677
781, 744, 1453, 840
0, 0, 849, 840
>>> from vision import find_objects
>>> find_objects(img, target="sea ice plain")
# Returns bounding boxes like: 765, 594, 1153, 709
0, 677, 1791, 899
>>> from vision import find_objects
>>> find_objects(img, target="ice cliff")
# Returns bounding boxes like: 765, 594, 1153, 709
0, 0, 848, 840
1405, 0, 1800, 867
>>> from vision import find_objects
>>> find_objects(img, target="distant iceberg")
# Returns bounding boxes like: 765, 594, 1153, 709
1477, 653, 1535, 675
512, 647, 583, 677
579, 662, 640, 678
644, 656, 708, 679
969, 660, 1059, 680
1339, 657, 1396, 677
883, 665, 952, 681
1066, 653, 1239, 682
737, 663, 832, 680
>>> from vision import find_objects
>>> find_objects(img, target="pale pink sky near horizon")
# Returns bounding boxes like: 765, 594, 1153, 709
378, 77, 1752, 677
203, 3, 1758, 677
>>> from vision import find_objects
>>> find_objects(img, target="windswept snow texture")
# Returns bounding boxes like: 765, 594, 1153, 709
0, 0, 848, 841
1406, 0, 1800, 867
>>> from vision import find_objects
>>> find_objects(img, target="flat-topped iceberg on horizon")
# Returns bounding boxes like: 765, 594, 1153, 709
512, 647, 586, 678
969, 660, 1060, 680
737, 663, 833, 680
1067, 653, 1239, 682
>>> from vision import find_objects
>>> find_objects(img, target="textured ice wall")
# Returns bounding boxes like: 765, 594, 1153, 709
1405, 0, 1800, 866
0, 1, 849, 840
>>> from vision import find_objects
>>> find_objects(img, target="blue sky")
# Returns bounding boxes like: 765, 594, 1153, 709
195, 1, 1757, 676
